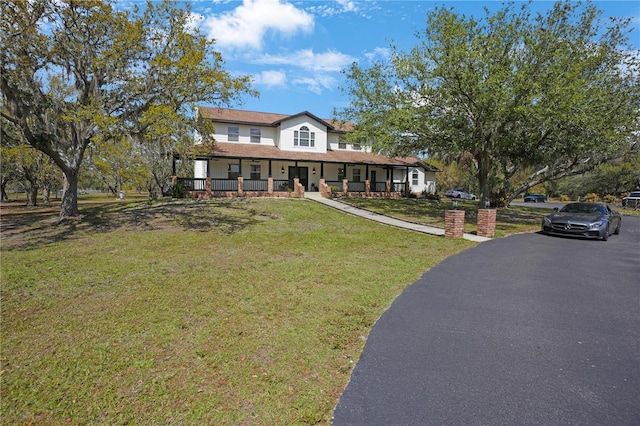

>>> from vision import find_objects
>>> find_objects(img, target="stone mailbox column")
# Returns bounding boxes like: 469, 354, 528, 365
445, 210, 465, 239
477, 209, 497, 238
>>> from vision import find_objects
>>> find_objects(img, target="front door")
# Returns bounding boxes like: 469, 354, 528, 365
289, 166, 308, 190
370, 170, 377, 191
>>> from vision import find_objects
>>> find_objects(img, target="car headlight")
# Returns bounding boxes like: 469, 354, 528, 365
589, 221, 604, 229
543, 217, 551, 226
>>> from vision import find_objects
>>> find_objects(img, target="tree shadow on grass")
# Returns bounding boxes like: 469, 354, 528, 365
1, 198, 273, 251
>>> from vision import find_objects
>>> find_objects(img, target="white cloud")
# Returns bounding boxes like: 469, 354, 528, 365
201, 0, 314, 50
292, 74, 336, 95
254, 70, 287, 87
255, 49, 354, 72
308, 0, 361, 18
365, 47, 392, 62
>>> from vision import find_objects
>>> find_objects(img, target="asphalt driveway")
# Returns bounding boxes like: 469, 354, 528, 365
333, 216, 640, 425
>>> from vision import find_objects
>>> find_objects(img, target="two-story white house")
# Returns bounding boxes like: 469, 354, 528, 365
173, 107, 439, 198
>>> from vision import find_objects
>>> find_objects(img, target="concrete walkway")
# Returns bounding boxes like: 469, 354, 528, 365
305, 192, 490, 242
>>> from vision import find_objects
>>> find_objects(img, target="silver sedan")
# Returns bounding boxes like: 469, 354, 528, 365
541, 202, 621, 241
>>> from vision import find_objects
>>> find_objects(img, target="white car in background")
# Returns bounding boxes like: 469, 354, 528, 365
622, 191, 640, 208
445, 189, 477, 200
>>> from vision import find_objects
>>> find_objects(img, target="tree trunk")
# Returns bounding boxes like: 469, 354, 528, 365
476, 152, 491, 208
42, 184, 51, 204
59, 170, 80, 221
26, 185, 38, 206
1, 181, 8, 202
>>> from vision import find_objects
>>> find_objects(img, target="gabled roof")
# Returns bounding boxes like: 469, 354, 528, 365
197, 106, 351, 132
189, 142, 440, 171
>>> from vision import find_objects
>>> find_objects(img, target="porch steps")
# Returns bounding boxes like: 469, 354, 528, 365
304, 192, 490, 242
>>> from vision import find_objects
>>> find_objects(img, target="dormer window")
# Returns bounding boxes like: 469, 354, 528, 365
294, 126, 315, 147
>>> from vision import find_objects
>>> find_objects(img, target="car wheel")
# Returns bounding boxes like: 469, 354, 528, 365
602, 225, 609, 241
614, 221, 621, 235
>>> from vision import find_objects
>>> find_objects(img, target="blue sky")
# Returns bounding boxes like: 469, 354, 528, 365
179, 0, 640, 119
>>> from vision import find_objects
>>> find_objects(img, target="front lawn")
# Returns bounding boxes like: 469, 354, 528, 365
1, 197, 475, 424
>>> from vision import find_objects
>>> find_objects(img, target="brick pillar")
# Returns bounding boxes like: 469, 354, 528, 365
206, 177, 212, 197
319, 179, 330, 198
445, 210, 465, 239
477, 209, 497, 238
342, 179, 348, 194
238, 176, 244, 196
268, 177, 274, 195
293, 178, 301, 197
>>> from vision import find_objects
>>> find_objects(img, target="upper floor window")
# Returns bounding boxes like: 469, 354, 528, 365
352, 143, 361, 151
250, 128, 261, 143
228, 126, 239, 142
338, 137, 346, 149
294, 126, 315, 147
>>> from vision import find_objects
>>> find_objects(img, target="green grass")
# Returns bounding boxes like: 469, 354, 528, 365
339, 197, 551, 237
1, 197, 475, 424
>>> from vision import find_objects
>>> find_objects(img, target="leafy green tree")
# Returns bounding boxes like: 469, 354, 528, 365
1, 0, 255, 221
337, 1, 640, 206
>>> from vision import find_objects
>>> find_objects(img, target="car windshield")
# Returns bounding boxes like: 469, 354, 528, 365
630, 192, 640, 197
560, 204, 606, 214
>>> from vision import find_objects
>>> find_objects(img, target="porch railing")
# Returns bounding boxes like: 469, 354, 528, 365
393, 182, 406, 192
273, 179, 289, 192
177, 177, 206, 192
243, 179, 268, 192
347, 181, 366, 192
174, 177, 408, 197
373, 182, 387, 192
212, 178, 238, 191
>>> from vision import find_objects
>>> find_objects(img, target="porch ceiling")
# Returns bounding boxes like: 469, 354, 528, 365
187, 142, 439, 171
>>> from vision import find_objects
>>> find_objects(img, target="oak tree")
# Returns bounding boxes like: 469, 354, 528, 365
1, 0, 255, 220
337, 1, 640, 206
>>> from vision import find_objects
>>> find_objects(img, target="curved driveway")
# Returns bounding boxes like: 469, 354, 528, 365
333, 216, 640, 425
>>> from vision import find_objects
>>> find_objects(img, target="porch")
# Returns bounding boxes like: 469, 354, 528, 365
172, 176, 409, 199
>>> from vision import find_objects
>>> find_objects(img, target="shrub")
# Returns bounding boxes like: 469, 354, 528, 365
559, 194, 571, 202
583, 193, 600, 202
603, 194, 617, 204
170, 183, 185, 199
422, 190, 440, 200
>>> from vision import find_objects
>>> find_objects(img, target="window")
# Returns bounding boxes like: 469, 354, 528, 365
294, 126, 315, 147
228, 164, 240, 179
228, 126, 239, 142
250, 165, 261, 180
338, 138, 346, 149
352, 143, 361, 150
352, 169, 361, 182
412, 170, 419, 186
338, 168, 345, 180
250, 128, 261, 143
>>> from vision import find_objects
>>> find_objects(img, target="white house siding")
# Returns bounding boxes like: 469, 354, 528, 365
212, 124, 277, 146
278, 116, 328, 154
